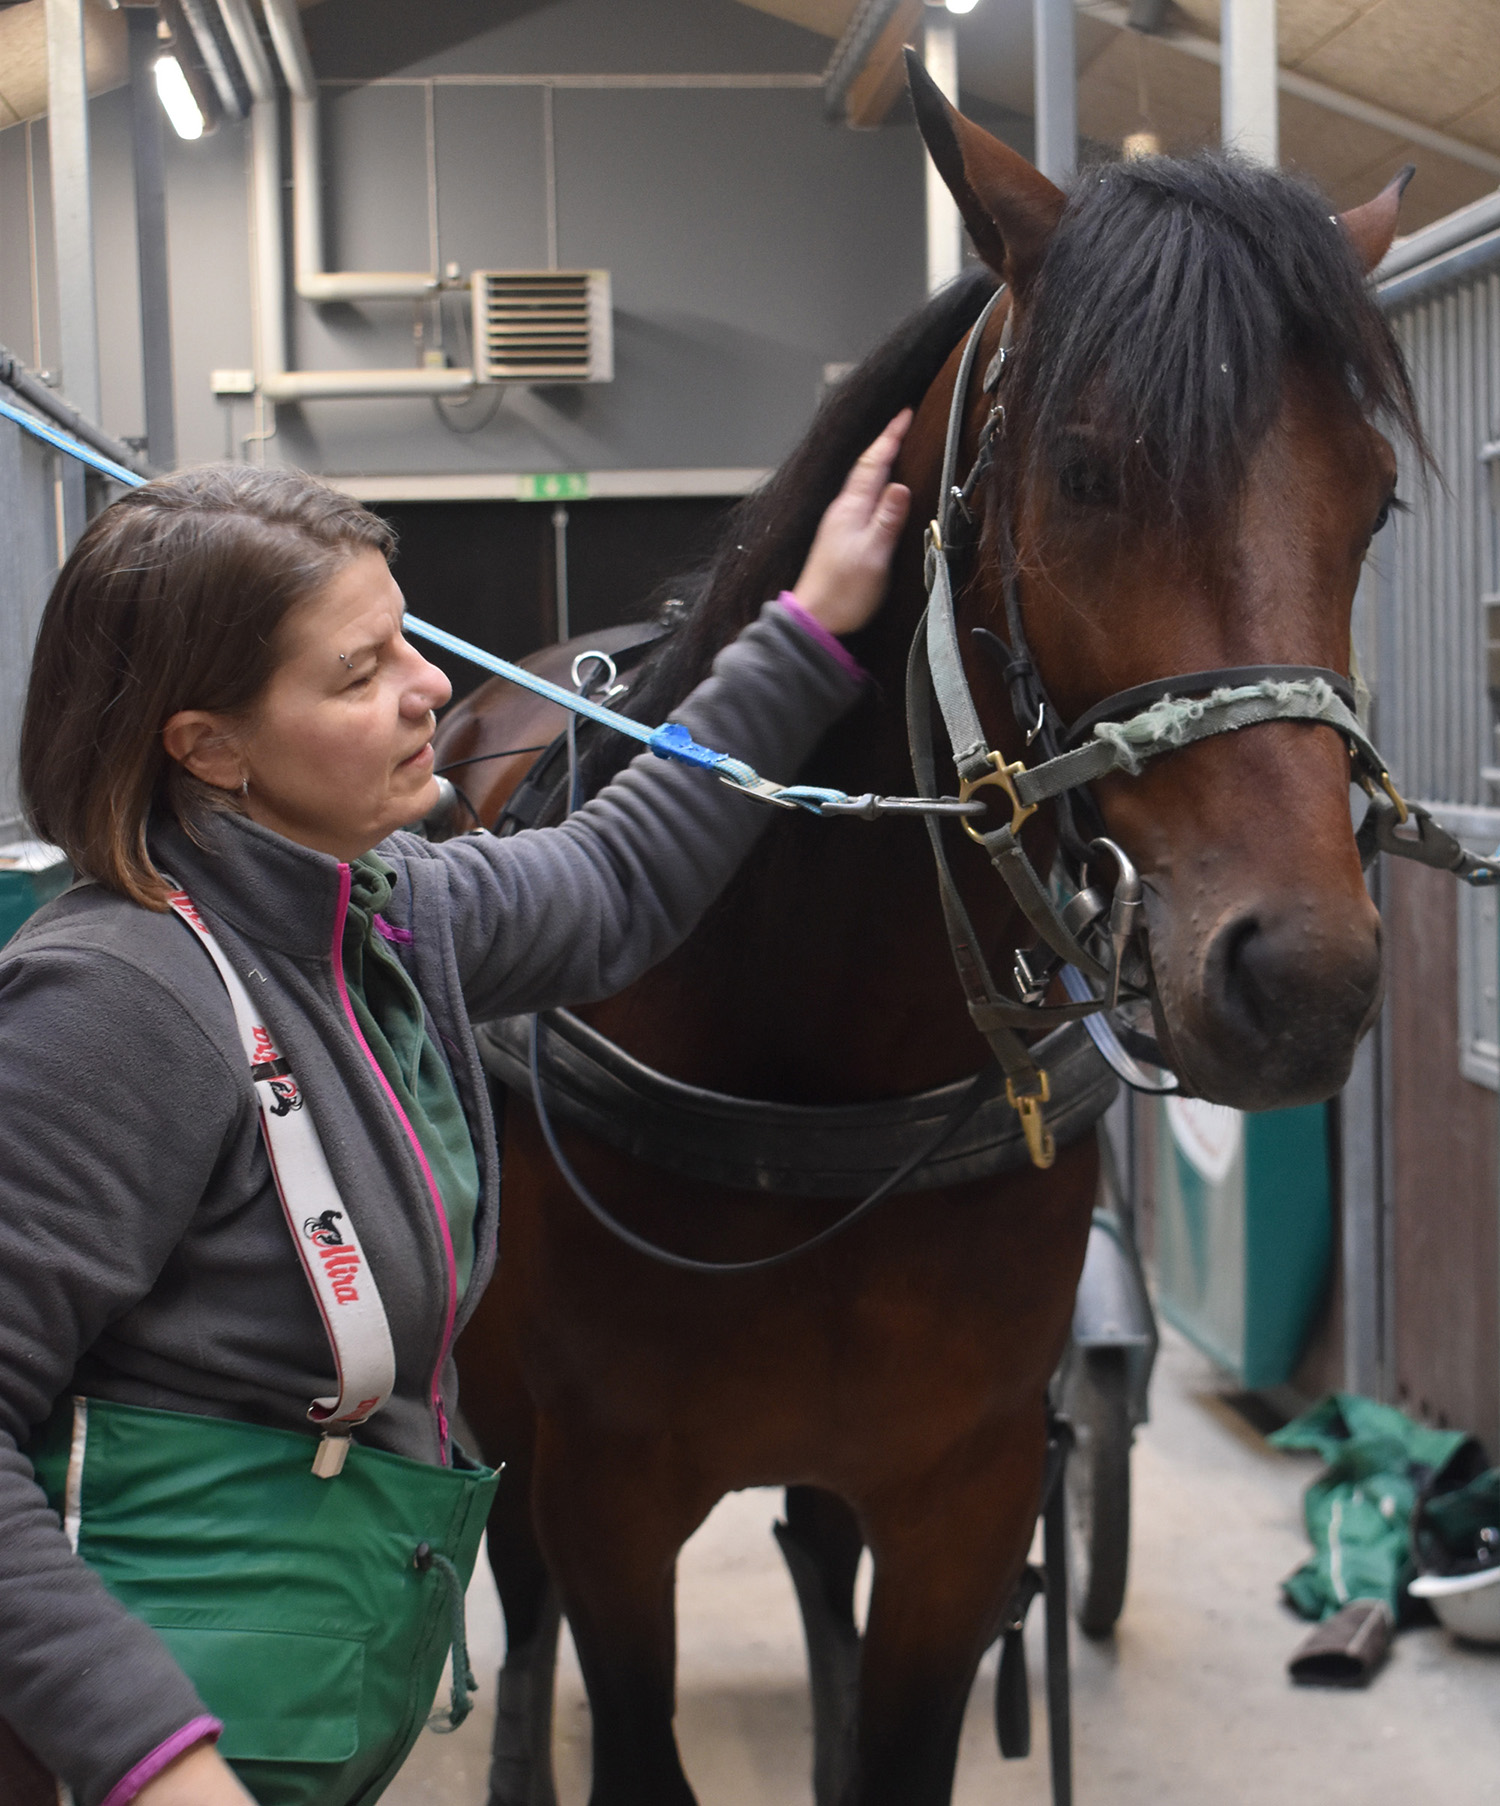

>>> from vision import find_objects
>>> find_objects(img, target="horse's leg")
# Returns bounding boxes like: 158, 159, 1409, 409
485, 1448, 563, 1806
776, 1486, 864, 1806
850, 1413, 1047, 1806
455, 1278, 560, 1806
532, 1421, 710, 1806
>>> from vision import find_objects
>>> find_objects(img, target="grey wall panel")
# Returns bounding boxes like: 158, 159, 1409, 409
91, 88, 145, 449
0, 416, 58, 838
0, 0, 928, 477
0, 126, 36, 364
433, 84, 549, 276
19, 123, 57, 381
322, 84, 431, 274
279, 78, 924, 476
162, 117, 253, 468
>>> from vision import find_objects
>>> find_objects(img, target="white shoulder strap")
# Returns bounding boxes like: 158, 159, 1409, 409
167, 890, 397, 1457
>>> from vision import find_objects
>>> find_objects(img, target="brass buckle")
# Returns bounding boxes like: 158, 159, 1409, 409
959, 750, 1037, 844
1005, 1070, 1056, 1170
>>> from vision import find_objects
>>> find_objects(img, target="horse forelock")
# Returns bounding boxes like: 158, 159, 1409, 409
1003, 153, 1425, 532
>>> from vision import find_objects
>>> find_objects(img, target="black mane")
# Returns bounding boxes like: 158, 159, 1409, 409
579, 156, 1419, 789
579, 267, 996, 789
1005, 153, 1423, 525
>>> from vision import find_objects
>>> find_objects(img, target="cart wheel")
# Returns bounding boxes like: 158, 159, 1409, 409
1064, 1347, 1132, 1638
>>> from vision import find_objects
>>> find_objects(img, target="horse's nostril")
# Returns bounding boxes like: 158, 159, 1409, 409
1217, 913, 1270, 1032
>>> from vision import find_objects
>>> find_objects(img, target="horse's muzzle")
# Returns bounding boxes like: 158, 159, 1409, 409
1148, 887, 1383, 1110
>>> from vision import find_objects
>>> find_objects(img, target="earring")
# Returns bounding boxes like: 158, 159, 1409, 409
240, 774, 250, 797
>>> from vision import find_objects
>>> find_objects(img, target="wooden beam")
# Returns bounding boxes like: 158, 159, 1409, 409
843, 0, 924, 127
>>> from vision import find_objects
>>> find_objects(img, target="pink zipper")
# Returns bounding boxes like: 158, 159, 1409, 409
329, 863, 458, 1463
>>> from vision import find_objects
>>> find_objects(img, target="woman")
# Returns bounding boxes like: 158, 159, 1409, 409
0, 415, 910, 1806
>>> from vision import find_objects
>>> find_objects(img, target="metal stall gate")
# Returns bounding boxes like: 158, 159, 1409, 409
1350, 211, 1500, 1453
0, 405, 61, 844
0, 364, 145, 928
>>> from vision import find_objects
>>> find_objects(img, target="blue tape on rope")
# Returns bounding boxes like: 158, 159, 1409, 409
645, 722, 727, 770
0, 393, 145, 488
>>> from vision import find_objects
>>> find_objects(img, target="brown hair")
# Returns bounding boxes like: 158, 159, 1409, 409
20, 464, 395, 910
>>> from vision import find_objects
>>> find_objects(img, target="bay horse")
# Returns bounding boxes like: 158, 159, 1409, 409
442, 69, 1419, 1806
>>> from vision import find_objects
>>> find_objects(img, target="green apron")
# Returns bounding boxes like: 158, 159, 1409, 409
31, 1396, 498, 1806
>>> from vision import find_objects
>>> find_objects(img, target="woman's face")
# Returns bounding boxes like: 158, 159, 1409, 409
168, 550, 453, 861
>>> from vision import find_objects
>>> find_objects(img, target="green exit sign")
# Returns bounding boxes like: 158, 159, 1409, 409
518, 472, 589, 501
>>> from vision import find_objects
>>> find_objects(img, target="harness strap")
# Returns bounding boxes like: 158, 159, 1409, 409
926, 289, 1012, 784
1007, 680, 1388, 810
907, 617, 1094, 1170
167, 891, 397, 1455
527, 1015, 1014, 1273
1063, 664, 1356, 745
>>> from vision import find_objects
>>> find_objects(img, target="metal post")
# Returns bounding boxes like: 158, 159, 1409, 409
1041, 1423, 1073, 1806
1221, 0, 1278, 165
552, 503, 570, 642
1340, 1031, 1383, 1396
923, 9, 964, 294
128, 9, 176, 470
44, 0, 100, 429
1033, 0, 1077, 186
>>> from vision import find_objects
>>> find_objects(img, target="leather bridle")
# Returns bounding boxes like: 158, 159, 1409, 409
911, 284, 1500, 1167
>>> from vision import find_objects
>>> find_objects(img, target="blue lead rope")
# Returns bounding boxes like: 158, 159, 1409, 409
0, 387, 854, 815
400, 613, 845, 812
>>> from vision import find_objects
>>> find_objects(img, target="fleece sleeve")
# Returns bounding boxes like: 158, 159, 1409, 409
430, 600, 864, 1022
0, 949, 243, 1806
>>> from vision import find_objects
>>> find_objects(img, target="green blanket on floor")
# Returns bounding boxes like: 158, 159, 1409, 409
1270, 1393, 1484, 1621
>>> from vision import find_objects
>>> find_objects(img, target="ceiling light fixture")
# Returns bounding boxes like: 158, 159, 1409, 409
945, 0, 981, 13
154, 55, 205, 141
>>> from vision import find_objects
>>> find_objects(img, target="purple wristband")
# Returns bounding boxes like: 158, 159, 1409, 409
100, 1716, 223, 1806
773, 593, 868, 684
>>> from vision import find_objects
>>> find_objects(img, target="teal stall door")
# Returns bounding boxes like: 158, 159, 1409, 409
0, 841, 70, 945
1155, 1097, 1332, 1389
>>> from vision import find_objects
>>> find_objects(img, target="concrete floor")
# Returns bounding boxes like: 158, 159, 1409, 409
387, 1327, 1500, 1806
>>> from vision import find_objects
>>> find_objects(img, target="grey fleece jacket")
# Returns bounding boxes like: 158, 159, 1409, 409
0, 603, 858, 1805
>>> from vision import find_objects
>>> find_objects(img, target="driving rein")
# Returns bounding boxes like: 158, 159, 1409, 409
478, 279, 1500, 1271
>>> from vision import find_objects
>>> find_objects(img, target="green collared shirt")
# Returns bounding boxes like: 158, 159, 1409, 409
342, 855, 481, 1294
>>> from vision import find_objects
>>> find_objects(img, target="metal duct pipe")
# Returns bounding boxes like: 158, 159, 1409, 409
259, 0, 442, 304
1377, 224, 1500, 312
1377, 186, 1500, 283
1221, 0, 1277, 165
239, 0, 476, 403
0, 343, 151, 478
923, 10, 963, 294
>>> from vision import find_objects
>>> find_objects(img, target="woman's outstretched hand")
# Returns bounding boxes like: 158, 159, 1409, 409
790, 410, 912, 639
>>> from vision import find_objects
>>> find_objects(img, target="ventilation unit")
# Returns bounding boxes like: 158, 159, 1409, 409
470, 271, 613, 385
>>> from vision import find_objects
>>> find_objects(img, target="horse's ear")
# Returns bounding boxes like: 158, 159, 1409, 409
904, 46, 1066, 293
1338, 165, 1415, 274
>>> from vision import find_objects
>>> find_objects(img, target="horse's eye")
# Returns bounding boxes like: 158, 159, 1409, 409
1058, 456, 1116, 508
1372, 497, 1394, 535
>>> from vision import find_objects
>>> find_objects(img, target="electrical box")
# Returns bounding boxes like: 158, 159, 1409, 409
469, 270, 613, 385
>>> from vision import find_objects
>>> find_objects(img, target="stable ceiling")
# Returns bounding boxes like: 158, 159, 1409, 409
738, 0, 1500, 232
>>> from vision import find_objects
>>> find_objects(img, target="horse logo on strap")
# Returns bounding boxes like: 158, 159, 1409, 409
304, 1210, 346, 1247
267, 1075, 304, 1117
